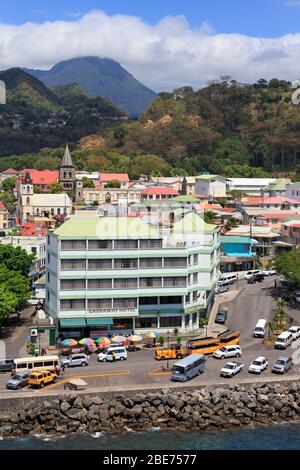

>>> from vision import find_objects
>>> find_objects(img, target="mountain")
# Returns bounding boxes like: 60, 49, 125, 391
0, 68, 126, 155
25, 56, 157, 117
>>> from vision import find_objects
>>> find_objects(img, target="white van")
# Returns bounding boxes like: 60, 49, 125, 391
275, 331, 293, 350
98, 346, 127, 362
218, 274, 238, 285
253, 319, 267, 338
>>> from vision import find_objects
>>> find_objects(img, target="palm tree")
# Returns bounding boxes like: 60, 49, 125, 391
199, 317, 209, 337
204, 211, 218, 224
266, 321, 276, 340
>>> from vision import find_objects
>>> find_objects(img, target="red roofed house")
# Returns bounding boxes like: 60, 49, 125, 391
19, 169, 59, 191
0, 168, 19, 184
99, 173, 130, 189
21, 223, 48, 237
142, 186, 179, 201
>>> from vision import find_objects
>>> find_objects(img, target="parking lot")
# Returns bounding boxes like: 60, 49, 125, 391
0, 275, 300, 395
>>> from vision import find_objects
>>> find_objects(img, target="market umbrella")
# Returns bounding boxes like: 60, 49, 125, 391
144, 331, 159, 338
79, 338, 96, 348
111, 335, 127, 344
60, 339, 78, 347
128, 335, 143, 342
94, 337, 111, 348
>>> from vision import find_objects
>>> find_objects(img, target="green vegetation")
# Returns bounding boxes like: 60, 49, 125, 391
0, 245, 34, 323
275, 247, 300, 285
1, 75, 300, 178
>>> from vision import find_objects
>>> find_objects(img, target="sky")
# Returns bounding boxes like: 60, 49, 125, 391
1, 0, 300, 91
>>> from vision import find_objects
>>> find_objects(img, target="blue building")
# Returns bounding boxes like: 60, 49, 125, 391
220, 236, 258, 272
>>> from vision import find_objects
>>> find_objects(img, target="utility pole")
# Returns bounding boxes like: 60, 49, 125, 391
166, 330, 170, 370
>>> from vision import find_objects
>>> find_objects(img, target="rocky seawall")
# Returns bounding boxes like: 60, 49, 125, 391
1, 381, 300, 437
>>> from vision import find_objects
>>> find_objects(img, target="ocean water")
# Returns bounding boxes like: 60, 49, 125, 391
1, 423, 300, 450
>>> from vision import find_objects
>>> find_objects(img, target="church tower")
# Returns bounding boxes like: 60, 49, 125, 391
19, 172, 34, 223
59, 145, 76, 191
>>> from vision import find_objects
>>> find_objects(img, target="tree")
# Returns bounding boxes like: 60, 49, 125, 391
82, 177, 95, 188
48, 182, 65, 194
0, 285, 18, 325
199, 317, 209, 337
275, 247, 300, 285
204, 211, 218, 224
1, 177, 17, 193
0, 266, 31, 310
225, 218, 238, 231
106, 179, 121, 189
0, 244, 35, 277
274, 299, 289, 332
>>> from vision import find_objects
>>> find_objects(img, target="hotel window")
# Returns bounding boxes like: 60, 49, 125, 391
61, 259, 86, 270
193, 273, 198, 284
115, 240, 138, 250
61, 240, 86, 250
194, 254, 199, 264
193, 291, 198, 301
88, 259, 112, 270
60, 279, 85, 290
114, 279, 138, 289
114, 259, 138, 269
163, 277, 186, 287
88, 299, 112, 309
139, 297, 157, 305
60, 299, 85, 310
113, 298, 137, 308
135, 317, 158, 328
160, 296, 182, 304
88, 279, 112, 289
88, 240, 112, 250
160, 316, 182, 327
164, 257, 187, 267
140, 277, 162, 288
140, 258, 162, 268
140, 239, 163, 249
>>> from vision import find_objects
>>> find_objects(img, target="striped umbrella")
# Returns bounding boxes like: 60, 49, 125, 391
94, 337, 111, 348
111, 335, 127, 344
60, 339, 78, 347
79, 338, 96, 348
128, 335, 143, 343
145, 331, 159, 339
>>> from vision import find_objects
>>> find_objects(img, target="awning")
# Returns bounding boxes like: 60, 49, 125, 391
60, 318, 86, 328
86, 317, 114, 326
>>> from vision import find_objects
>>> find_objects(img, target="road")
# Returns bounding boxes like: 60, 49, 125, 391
0, 276, 300, 396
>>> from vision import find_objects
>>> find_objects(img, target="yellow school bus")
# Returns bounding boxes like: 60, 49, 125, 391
186, 330, 240, 356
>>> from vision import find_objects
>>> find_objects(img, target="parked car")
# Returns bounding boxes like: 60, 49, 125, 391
294, 290, 300, 303
215, 308, 228, 324
272, 356, 293, 374
274, 331, 293, 350
253, 319, 267, 338
261, 269, 276, 276
215, 284, 229, 295
28, 370, 58, 388
244, 270, 262, 280
248, 273, 265, 284
60, 353, 89, 368
98, 346, 127, 362
213, 345, 242, 360
6, 370, 30, 390
288, 326, 300, 341
0, 358, 15, 373
248, 356, 268, 374
220, 362, 244, 378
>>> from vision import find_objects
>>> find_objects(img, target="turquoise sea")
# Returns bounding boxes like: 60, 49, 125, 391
1, 423, 300, 450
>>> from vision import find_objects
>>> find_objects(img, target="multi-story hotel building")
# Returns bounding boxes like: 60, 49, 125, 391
45, 212, 220, 339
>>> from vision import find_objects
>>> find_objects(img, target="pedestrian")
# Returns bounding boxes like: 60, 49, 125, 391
112, 351, 116, 362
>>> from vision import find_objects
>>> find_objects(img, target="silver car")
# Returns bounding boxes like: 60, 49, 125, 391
271, 356, 293, 374
6, 370, 30, 390
60, 353, 89, 368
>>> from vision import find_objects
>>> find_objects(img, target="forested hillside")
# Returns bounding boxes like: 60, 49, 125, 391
1, 77, 300, 179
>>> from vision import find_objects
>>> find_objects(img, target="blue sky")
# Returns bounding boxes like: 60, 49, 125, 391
2, 0, 300, 37
1, 1, 300, 90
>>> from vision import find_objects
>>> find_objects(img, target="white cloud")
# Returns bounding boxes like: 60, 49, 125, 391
0, 10, 299, 91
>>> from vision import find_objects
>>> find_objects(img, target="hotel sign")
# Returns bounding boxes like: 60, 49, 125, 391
87, 308, 139, 318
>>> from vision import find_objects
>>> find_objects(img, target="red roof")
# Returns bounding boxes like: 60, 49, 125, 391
288, 223, 300, 228
142, 186, 178, 196
21, 223, 48, 237
99, 173, 129, 183
243, 196, 300, 205
2, 168, 17, 174
20, 169, 59, 186
0, 201, 5, 210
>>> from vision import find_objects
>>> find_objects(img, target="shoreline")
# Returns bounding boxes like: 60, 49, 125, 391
1, 379, 300, 438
